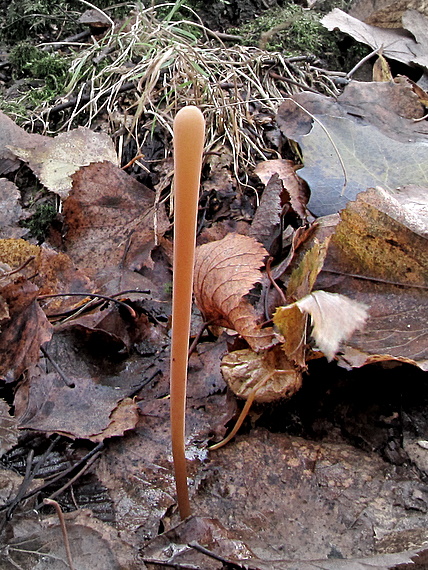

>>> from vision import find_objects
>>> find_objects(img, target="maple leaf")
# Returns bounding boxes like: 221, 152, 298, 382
193, 233, 275, 351
275, 291, 369, 361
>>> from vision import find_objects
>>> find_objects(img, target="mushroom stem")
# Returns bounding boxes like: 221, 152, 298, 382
170, 106, 205, 519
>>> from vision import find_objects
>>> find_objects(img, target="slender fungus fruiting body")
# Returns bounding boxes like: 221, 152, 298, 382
170, 106, 205, 519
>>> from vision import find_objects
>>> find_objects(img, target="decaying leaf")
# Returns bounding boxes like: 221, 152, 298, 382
14, 368, 139, 441
62, 161, 169, 279
194, 233, 275, 351
0, 238, 94, 313
248, 173, 284, 252
0, 278, 52, 382
0, 110, 44, 175
221, 345, 302, 403
2, 509, 139, 570
8, 126, 118, 199
349, 0, 428, 27
277, 82, 428, 216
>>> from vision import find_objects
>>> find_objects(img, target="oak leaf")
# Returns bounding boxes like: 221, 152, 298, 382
193, 233, 274, 351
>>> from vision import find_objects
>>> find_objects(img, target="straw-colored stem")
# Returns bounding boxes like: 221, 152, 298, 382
171, 106, 205, 519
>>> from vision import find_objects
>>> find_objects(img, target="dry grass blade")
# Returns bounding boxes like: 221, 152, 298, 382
21, 3, 330, 179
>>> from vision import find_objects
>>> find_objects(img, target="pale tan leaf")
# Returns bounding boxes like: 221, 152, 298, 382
295, 291, 369, 361
194, 233, 275, 351
9, 127, 118, 199
221, 345, 302, 403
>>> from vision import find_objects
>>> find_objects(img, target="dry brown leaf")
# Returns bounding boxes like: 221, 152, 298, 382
221, 345, 302, 403
248, 173, 284, 252
62, 161, 169, 279
0, 277, 52, 382
194, 233, 274, 351
254, 158, 309, 221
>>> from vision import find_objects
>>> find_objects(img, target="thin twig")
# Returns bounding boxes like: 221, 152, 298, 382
36, 451, 102, 509
1, 256, 36, 277
43, 499, 75, 570
0, 443, 104, 512
41, 346, 75, 388
38, 292, 137, 319
189, 541, 259, 570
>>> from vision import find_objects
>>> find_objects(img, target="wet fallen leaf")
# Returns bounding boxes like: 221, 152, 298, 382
0, 278, 52, 382
61, 161, 169, 279
2, 508, 139, 569
195, 427, 428, 567
221, 345, 302, 403
277, 82, 428, 216
9, 126, 118, 199
14, 367, 139, 440
322, 9, 428, 70
194, 233, 275, 351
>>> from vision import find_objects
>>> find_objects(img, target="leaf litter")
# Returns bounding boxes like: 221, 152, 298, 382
0, 5, 428, 568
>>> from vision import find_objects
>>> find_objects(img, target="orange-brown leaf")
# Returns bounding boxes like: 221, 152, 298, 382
194, 233, 274, 351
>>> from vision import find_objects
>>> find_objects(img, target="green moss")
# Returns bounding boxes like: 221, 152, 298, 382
227, 3, 369, 69
10, 43, 69, 89
22, 202, 57, 242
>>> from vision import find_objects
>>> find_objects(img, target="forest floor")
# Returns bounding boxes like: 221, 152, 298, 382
0, 1, 427, 569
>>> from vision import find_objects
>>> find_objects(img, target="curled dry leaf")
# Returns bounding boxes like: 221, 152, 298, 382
254, 158, 309, 221
275, 291, 369, 362
221, 345, 302, 403
194, 233, 275, 351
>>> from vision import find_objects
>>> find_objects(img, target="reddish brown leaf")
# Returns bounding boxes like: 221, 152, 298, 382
0, 278, 52, 382
194, 233, 274, 351
62, 161, 169, 279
